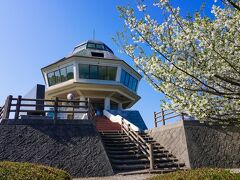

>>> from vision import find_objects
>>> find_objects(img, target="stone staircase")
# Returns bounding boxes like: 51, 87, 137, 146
100, 131, 185, 174
95, 116, 121, 132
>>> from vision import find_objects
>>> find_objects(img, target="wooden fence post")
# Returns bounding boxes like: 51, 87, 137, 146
2, 95, 12, 120
154, 112, 157, 128
14, 95, 22, 120
148, 143, 154, 170
54, 97, 58, 124
161, 109, 165, 125
127, 124, 131, 137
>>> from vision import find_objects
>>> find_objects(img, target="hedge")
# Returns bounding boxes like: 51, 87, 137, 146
150, 168, 240, 180
0, 161, 71, 180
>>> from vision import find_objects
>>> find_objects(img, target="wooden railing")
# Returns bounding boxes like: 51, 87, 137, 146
0, 106, 4, 121
0, 95, 96, 123
121, 119, 154, 170
87, 102, 96, 125
154, 109, 185, 128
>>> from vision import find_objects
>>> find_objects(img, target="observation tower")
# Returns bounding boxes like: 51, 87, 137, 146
41, 40, 147, 131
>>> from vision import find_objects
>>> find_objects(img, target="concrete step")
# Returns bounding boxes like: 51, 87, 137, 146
101, 139, 129, 143
112, 164, 148, 171
101, 137, 128, 141
111, 158, 177, 165
101, 129, 185, 173
115, 168, 179, 175
113, 161, 180, 171
100, 133, 125, 136
104, 142, 136, 147
107, 150, 140, 155
101, 135, 128, 139
155, 162, 185, 169
109, 153, 173, 160
105, 146, 138, 151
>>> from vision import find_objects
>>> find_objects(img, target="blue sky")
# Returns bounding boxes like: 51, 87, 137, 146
0, 0, 218, 128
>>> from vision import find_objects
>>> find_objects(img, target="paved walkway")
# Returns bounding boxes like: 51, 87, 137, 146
74, 174, 157, 180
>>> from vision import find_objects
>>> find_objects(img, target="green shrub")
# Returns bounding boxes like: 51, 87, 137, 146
150, 168, 240, 180
0, 161, 71, 180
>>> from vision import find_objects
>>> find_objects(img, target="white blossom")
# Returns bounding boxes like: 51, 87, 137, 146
116, 1, 240, 122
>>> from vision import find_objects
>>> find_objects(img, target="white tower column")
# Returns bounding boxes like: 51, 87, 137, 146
104, 97, 110, 110
79, 96, 87, 119
116, 66, 121, 82
80, 96, 86, 107
118, 103, 123, 110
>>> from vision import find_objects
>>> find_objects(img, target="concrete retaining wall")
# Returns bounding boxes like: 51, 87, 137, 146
0, 120, 114, 177
147, 120, 240, 169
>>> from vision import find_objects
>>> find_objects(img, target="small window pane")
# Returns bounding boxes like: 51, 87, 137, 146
128, 77, 133, 89
107, 67, 117, 80
90, 65, 98, 79
55, 70, 61, 84
132, 78, 138, 91
96, 44, 104, 50
120, 70, 126, 83
47, 72, 55, 86
60, 68, 67, 82
99, 66, 107, 80
79, 64, 89, 79
91, 52, 104, 57
66, 65, 74, 80
124, 73, 130, 86
87, 43, 95, 49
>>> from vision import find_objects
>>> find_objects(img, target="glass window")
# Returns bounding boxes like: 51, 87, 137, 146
47, 65, 74, 87
90, 65, 98, 79
132, 78, 137, 91
91, 52, 104, 57
79, 64, 89, 79
120, 70, 126, 83
96, 44, 104, 50
78, 64, 116, 81
60, 68, 67, 82
129, 77, 133, 90
87, 43, 95, 49
47, 72, 55, 86
99, 66, 107, 80
107, 67, 117, 80
54, 70, 61, 84
120, 69, 138, 92
124, 73, 130, 86
66, 65, 74, 80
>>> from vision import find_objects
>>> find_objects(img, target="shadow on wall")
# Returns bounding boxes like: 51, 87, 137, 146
0, 121, 114, 177
148, 120, 240, 169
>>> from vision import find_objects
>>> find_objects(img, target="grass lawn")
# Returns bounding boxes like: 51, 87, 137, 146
150, 168, 240, 180
0, 161, 71, 180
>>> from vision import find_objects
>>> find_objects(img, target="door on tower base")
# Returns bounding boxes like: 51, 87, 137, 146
89, 98, 104, 116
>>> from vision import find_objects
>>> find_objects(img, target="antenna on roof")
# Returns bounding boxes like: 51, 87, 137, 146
93, 29, 95, 40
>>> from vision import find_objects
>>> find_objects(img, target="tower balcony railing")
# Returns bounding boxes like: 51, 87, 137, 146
0, 95, 96, 125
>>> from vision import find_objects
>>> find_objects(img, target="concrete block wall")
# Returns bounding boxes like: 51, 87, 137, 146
184, 121, 240, 168
147, 120, 240, 169
0, 120, 114, 177
147, 121, 190, 167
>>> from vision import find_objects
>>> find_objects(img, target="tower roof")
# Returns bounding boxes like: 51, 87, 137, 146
71, 40, 118, 59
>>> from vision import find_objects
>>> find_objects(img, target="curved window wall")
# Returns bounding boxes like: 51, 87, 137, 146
120, 69, 138, 92
47, 65, 74, 86
79, 64, 117, 81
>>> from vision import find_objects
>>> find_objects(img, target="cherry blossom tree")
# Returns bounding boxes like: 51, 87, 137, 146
114, 0, 240, 123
